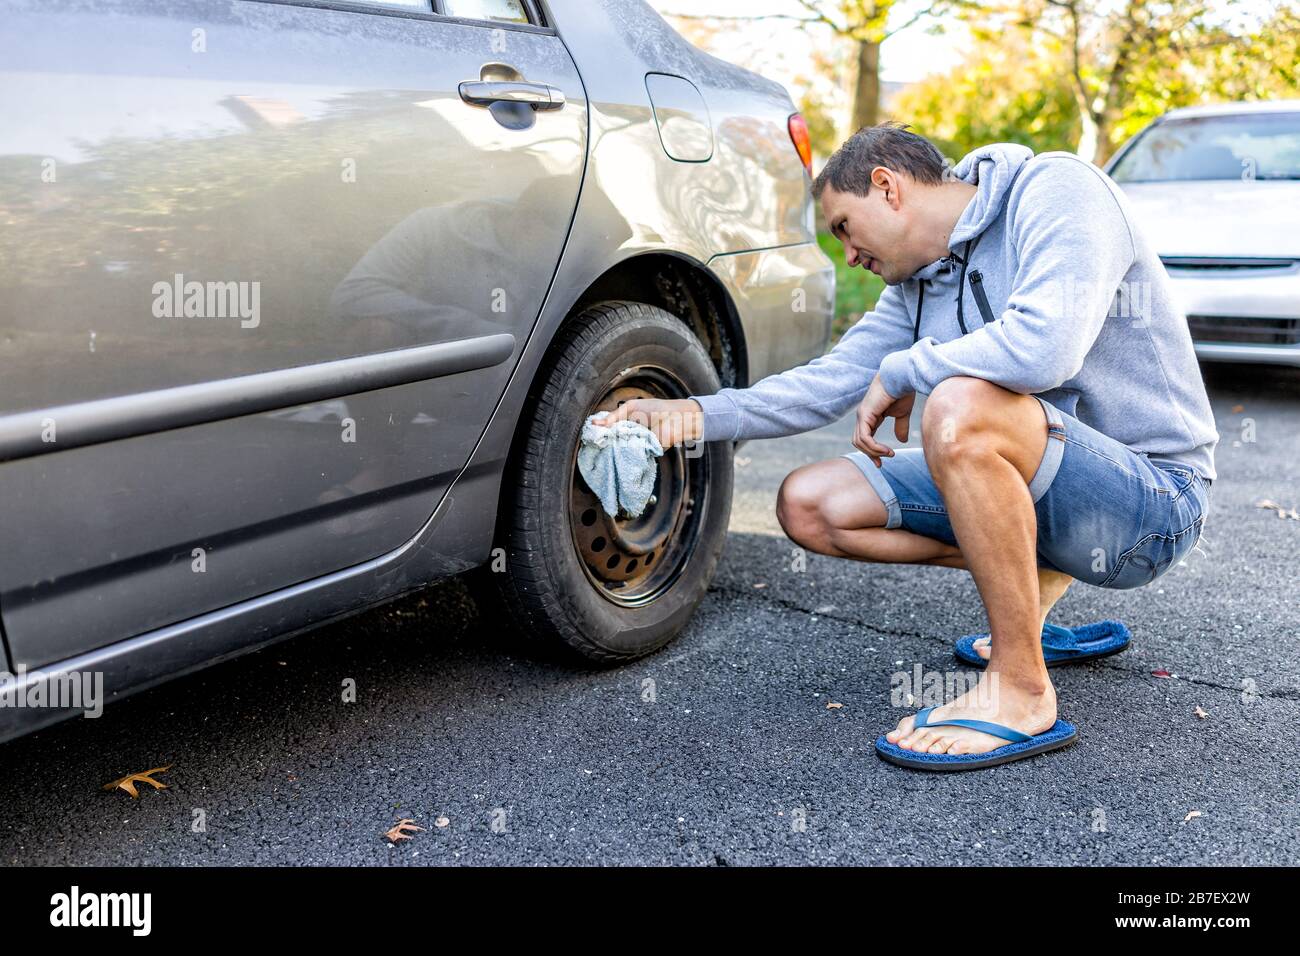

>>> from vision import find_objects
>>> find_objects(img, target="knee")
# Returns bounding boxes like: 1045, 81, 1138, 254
776, 467, 833, 551
923, 377, 1001, 434
922, 377, 1003, 467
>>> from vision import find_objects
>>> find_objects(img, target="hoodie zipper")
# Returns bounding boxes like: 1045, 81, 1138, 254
912, 232, 993, 342
911, 279, 925, 343
955, 240, 973, 335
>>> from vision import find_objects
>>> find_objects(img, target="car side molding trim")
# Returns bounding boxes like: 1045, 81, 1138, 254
0, 333, 517, 463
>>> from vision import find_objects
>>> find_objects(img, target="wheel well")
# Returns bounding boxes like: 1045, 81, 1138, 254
570, 253, 747, 389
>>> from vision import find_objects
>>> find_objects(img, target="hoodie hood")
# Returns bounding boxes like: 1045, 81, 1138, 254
949, 142, 1035, 243
912, 142, 1035, 282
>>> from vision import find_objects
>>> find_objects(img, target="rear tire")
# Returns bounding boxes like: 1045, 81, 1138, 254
480, 301, 733, 664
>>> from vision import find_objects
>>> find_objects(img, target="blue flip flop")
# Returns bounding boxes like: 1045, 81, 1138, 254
954, 620, 1131, 669
875, 706, 1078, 771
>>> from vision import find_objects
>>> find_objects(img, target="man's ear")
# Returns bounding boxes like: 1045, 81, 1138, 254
871, 166, 902, 210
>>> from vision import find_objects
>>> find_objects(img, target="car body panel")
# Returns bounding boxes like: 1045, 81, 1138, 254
1117, 181, 1300, 260
552, 0, 815, 259
706, 243, 834, 384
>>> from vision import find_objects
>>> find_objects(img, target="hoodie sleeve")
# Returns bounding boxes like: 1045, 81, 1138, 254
690, 281, 917, 442
876, 157, 1136, 398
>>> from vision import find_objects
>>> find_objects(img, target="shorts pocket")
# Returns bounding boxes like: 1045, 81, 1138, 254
1099, 516, 1204, 590
1160, 466, 1197, 499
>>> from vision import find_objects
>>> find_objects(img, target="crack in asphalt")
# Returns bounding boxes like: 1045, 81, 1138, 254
711, 584, 1300, 705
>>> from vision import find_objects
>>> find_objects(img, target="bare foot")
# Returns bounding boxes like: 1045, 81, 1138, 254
884, 672, 1057, 756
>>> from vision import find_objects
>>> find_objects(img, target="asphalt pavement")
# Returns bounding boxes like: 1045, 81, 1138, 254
1, 362, 1296, 866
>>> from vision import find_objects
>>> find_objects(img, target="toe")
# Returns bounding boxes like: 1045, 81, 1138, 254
896, 727, 922, 750
927, 734, 953, 754
975, 637, 992, 660
886, 714, 915, 743
902, 729, 933, 752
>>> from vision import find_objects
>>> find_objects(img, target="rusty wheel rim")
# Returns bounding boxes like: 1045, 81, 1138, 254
568, 364, 706, 607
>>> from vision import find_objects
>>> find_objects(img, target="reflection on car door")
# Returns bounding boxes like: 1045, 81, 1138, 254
0, 0, 586, 668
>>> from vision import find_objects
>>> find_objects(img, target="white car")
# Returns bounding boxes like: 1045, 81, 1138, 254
1107, 100, 1300, 367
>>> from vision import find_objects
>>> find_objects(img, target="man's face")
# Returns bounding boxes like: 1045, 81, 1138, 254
821, 173, 916, 286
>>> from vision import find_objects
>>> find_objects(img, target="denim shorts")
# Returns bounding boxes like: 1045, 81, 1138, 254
842, 396, 1211, 589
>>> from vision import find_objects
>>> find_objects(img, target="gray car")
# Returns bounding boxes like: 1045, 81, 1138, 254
0, 0, 834, 741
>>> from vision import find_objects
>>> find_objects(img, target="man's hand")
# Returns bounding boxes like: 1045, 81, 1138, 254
853, 374, 914, 468
591, 398, 704, 450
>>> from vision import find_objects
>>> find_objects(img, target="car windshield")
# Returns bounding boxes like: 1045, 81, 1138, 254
1110, 111, 1300, 182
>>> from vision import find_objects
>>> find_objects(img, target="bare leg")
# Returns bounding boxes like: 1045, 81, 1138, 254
885, 377, 1061, 756
776, 458, 966, 567
970, 569, 1073, 661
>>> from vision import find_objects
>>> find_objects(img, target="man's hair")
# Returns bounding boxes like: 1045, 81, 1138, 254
811, 122, 947, 199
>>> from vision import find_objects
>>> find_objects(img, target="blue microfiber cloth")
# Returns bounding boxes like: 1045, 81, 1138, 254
577, 414, 665, 519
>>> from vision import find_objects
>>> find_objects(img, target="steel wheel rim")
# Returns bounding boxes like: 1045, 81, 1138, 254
568, 364, 708, 607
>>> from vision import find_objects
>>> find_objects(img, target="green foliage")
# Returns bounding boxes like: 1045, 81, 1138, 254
887, 25, 1081, 159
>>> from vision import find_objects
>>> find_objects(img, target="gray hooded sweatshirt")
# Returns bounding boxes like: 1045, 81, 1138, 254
690, 143, 1220, 481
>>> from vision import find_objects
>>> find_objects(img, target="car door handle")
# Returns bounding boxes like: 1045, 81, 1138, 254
458, 80, 565, 111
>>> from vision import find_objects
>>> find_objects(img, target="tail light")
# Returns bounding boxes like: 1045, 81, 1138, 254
788, 113, 813, 177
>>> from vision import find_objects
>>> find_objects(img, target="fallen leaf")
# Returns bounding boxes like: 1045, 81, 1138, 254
1183, 810, 1202, 822
1152, 670, 1172, 679
826, 701, 843, 710
435, 816, 450, 828
102, 764, 173, 799
385, 819, 424, 843
1194, 706, 1209, 719
1255, 499, 1299, 519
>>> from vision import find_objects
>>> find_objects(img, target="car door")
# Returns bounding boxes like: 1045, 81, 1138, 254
0, 0, 586, 668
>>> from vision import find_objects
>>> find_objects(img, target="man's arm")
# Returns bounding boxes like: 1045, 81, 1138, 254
687, 281, 918, 442
876, 158, 1136, 399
